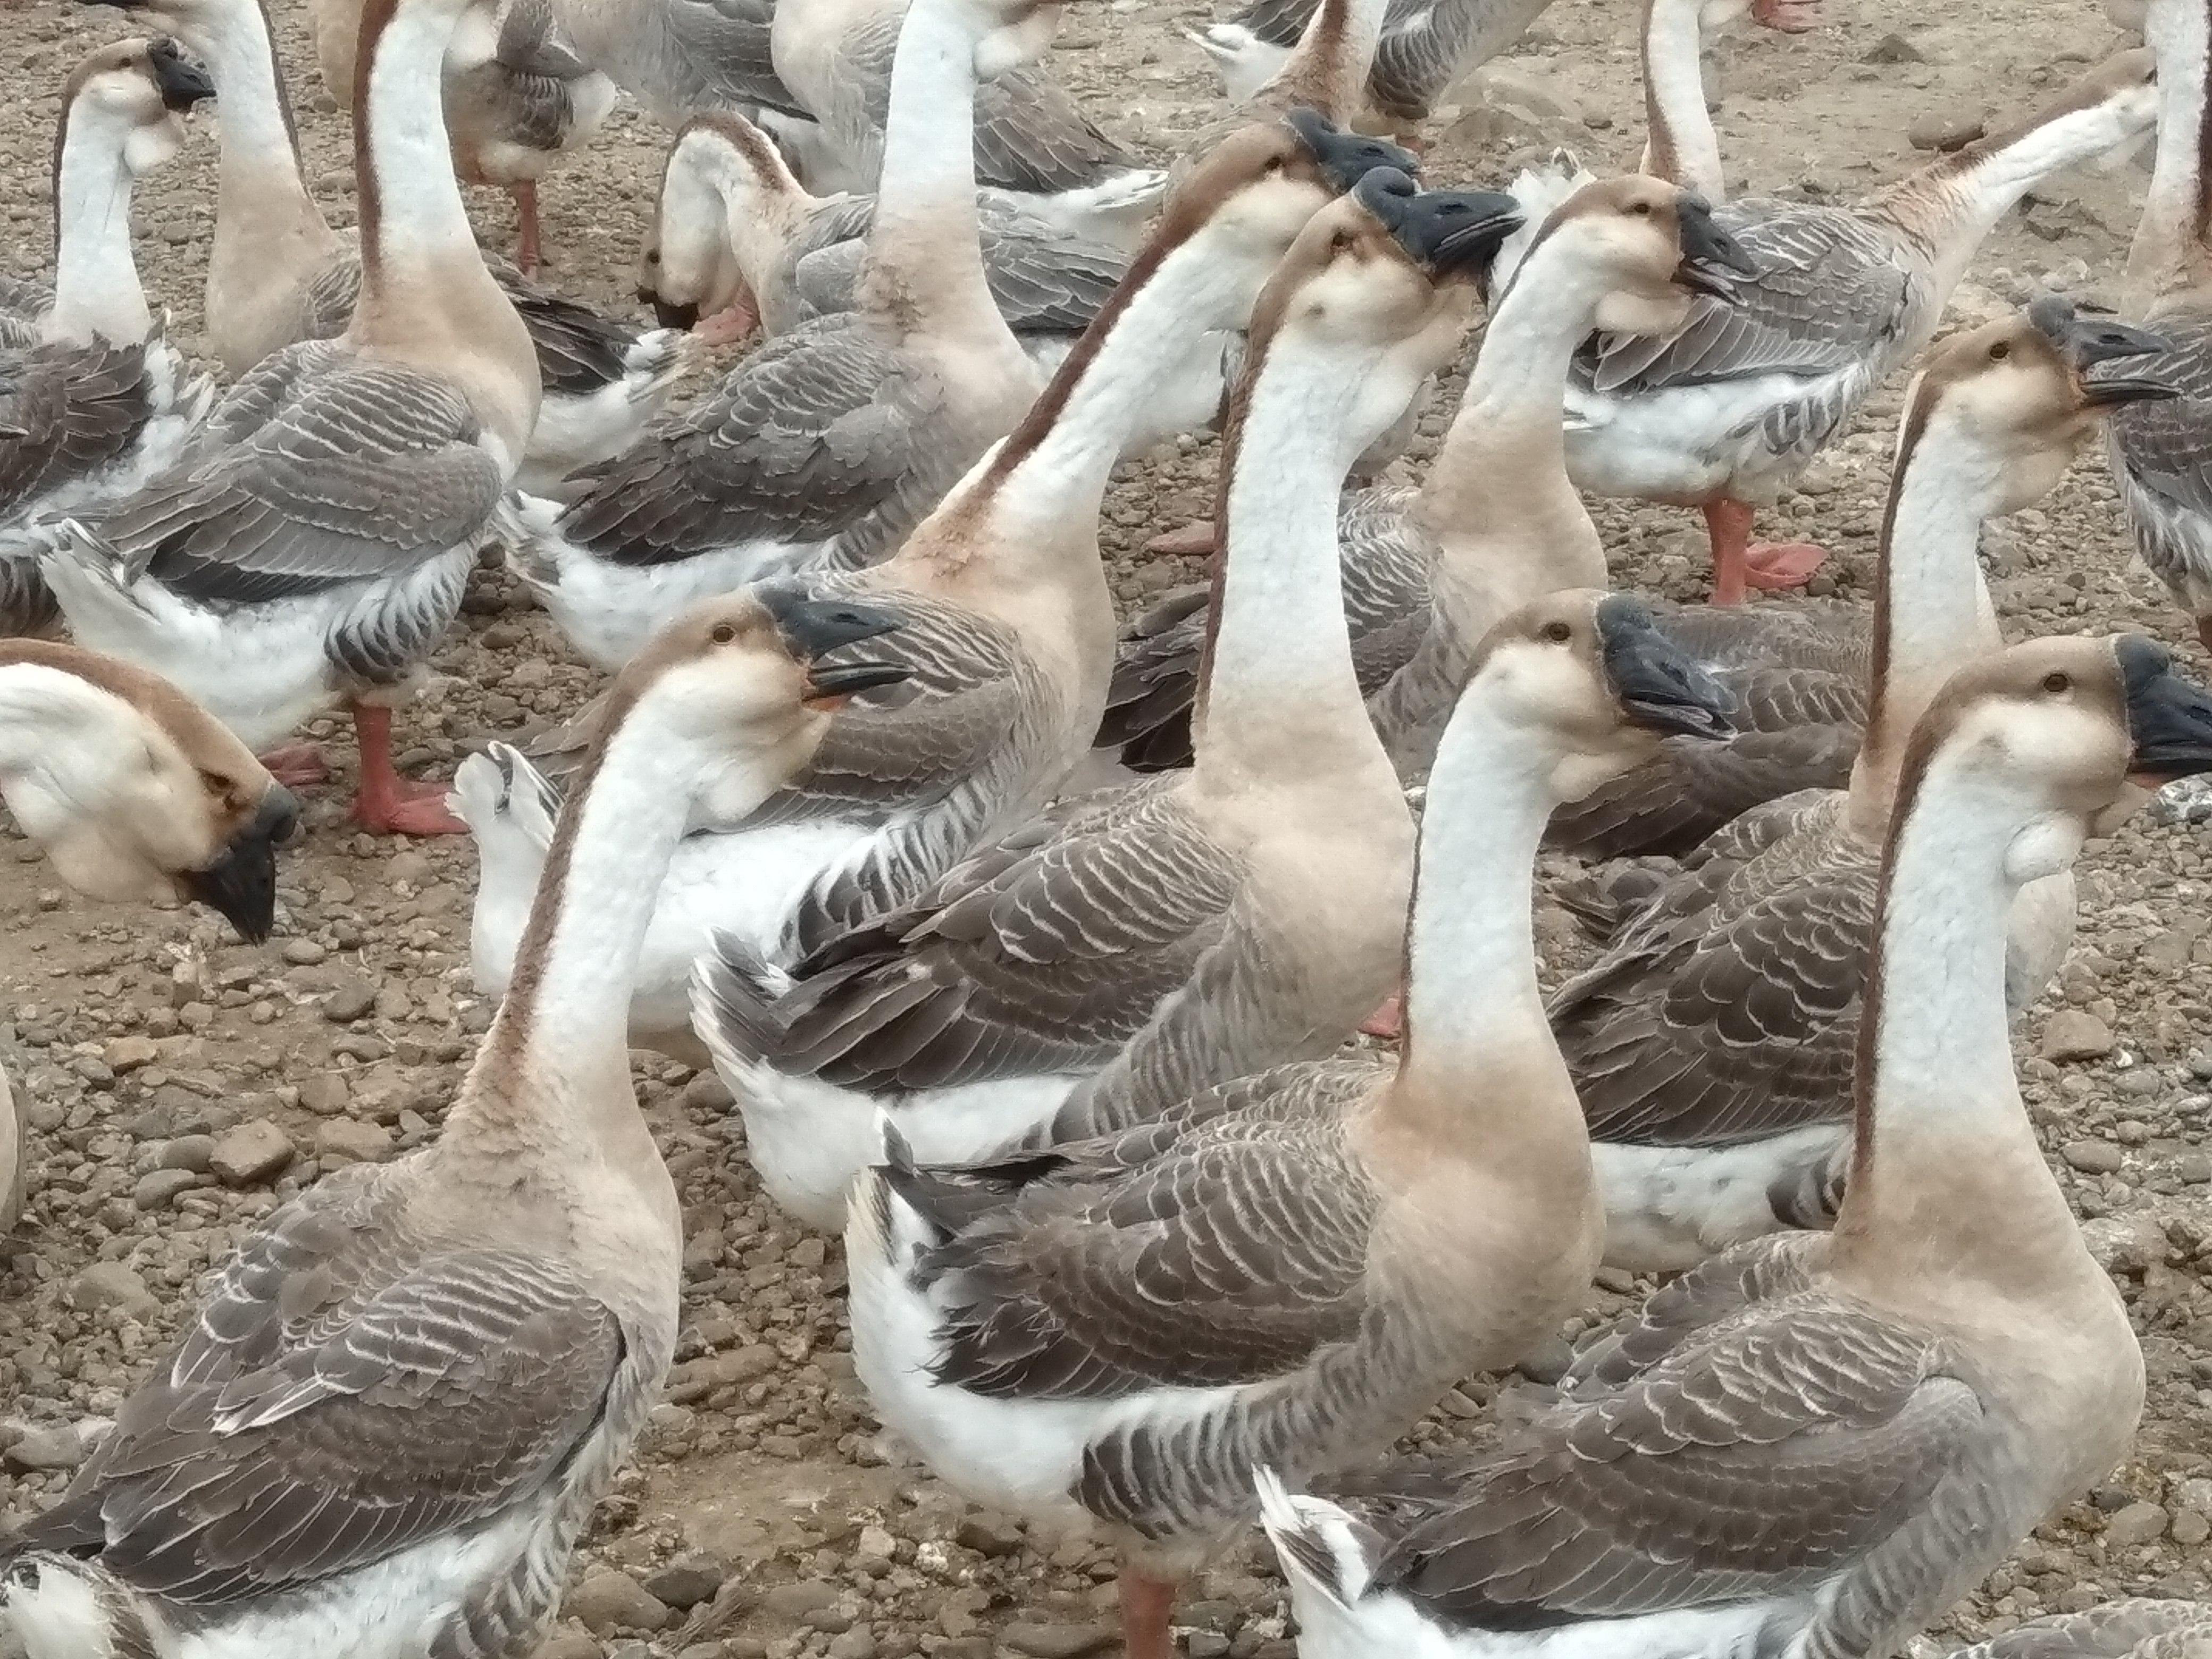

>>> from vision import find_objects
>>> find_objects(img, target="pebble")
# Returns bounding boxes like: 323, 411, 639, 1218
2104, 1501, 2169, 1546
640, 1556, 725, 1610
316, 1118, 394, 1163
2062, 1140, 2125, 1176
1907, 110, 1985, 151
210, 1120, 297, 1185
299, 1073, 352, 1114
1861, 30, 1925, 62
104, 1035, 158, 1073
565, 1568, 672, 1636
282, 939, 329, 966
762, 1580, 842, 1621
2041, 1011, 2116, 1062
158, 1133, 217, 1172
998, 1622, 1118, 1658
4, 1425, 84, 1472
69, 1261, 158, 1318
538, 1633, 602, 1659
133, 1167, 201, 1209
323, 978, 378, 1023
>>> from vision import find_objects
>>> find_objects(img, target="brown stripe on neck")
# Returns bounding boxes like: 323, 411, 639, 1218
258, 0, 306, 151
47, 45, 120, 264
1858, 374, 1941, 775
1186, 317, 1273, 739
681, 109, 800, 197
351, 0, 401, 284
2194, 27, 2212, 247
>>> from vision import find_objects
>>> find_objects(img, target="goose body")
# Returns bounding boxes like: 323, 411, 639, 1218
1261, 633, 2194, 1659
1191, 0, 1555, 122
1550, 302, 2181, 1271
1, 39, 219, 639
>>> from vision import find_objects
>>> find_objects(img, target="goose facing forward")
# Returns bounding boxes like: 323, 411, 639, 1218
1, 639, 298, 941
0, 588, 911, 1659
2, 36, 218, 638
1550, 301, 2181, 1273
1259, 633, 2206, 1659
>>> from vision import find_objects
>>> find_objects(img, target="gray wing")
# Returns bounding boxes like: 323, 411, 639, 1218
896, 1058, 1388, 1398
658, 0, 808, 116
10, 1174, 622, 1604
554, 316, 944, 566
1548, 802, 1877, 1146
701, 779, 1242, 1091
0, 341, 154, 524
78, 342, 505, 605
1224, 0, 1317, 46
2107, 306, 2212, 541
1953, 1604, 2212, 1659
1357, 1291, 1988, 1628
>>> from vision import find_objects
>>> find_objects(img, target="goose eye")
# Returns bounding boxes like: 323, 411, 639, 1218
1262, 155, 1285, 176
1989, 340, 2010, 361
710, 622, 738, 644
2041, 670, 2070, 693
1630, 200, 1652, 216
645, 249, 660, 266
1331, 229, 1355, 253
1543, 621, 1573, 643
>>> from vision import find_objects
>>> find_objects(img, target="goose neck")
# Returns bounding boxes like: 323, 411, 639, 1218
1849, 403, 2002, 816
191, 0, 336, 265
2131, 0, 2212, 307
701, 141, 818, 294
1639, 0, 1725, 199
44, 109, 152, 347
1276, 0, 1388, 119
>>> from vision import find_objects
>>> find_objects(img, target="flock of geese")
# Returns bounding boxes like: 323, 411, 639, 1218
6, 0, 2212, 1650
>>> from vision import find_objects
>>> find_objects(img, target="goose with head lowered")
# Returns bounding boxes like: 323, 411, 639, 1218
1575, 3, 2157, 603
1548, 303, 2182, 1273
0, 588, 911, 1659
691, 170, 1530, 1229
846, 556, 1732, 1659
1096, 172, 1756, 778
455, 115, 1413, 1058
37, 0, 542, 837
1259, 632, 2212, 1659
1, 639, 298, 942
1, 36, 217, 639
77, 0, 694, 497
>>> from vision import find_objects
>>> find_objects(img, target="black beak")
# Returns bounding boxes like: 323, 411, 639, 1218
1595, 594, 1736, 740
148, 38, 216, 111
1354, 170, 1523, 280
180, 786, 298, 944
1673, 193, 1757, 304
2118, 634, 2212, 781
755, 585, 912, 704
1283, 107, 1420, 194
2029, 294, 2182, 405
647, 294, 700, 332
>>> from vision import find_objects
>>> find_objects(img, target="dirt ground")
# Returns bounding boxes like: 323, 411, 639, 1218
4, 0, 2211, 1653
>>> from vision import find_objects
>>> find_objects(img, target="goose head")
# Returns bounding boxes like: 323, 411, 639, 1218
604, 589, 912, 830
60, 35, 215, 179
1898, 297, 2177, 516
1983, 47, 2160, 169
639, 114, 787, 333
1514, 174, 1755, 334
1462, 591, 1735, 801
1891, 635, 2212, 880
0, 644, 297, 942
957, 0, 1063, 77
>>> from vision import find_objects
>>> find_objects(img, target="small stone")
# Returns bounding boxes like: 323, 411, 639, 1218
664, 1345, 779, 1402
2172, 1509, 2210, 1547
134, 1167, 200, 1209
998, 1622, 1117, 1658
855, 1524, 896, 1563
641, 1556, 724, 1611
827, 1632, 877, 1659
282, 939, 328, 966
565, 1568, 671, 1636
1907, 110, 1985, 152
104, 1035, 158, 1073
682, 1072, 735, 1111
1187, 1635, 1231, 1659
2042, 1011, 2116, 1062
323, 977, 378, 1023
2063, 1140, 2125, 1176
385, 851, 433, 886
538, 1634, 602, 1659
1861, 30, 1925, 62
2104, 1501, 2169, 1547
4, 1426, 84, 1472
316, 1118, 393, 1164
1515, 1335, 1574, 1386
70, 1261, 158, 1318
954, 1515, 1025, 1557
210, 1120, 296, 1185
299, 1073, 351, 1115
761, 1580, 842, 1621
158, 1134, 217, 1172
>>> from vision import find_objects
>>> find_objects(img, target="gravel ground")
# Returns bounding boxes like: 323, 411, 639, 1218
4, 0, 2210, 1653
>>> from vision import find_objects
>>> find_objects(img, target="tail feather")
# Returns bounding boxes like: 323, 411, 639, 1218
3, 1553, 161, 1659
1256, 1470, 1381, 1614
619, 328, 700, 406
1490, 148, 1596, 294
689, 928, 793, 1082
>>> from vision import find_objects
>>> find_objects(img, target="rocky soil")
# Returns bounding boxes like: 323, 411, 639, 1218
3, 0, 2210, 1652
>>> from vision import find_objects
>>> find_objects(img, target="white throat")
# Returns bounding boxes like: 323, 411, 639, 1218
356, 1, 483, 286
0, 665, 146, 847
2132, 0, 2212, 307
44, 105, 154, 346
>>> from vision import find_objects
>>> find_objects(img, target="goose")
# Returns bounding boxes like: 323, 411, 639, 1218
844, 513, 1732, 1659
690, 170, 1529, 1229
1547, 303, 2182, 1273
310, 0, 620, 276
637, 108, 1132, 367
462, 115, 1414, 1050
767, 0, 1167, 240
1095, 170, 1755, 776
37, 0, 543, 836
88, 0, 694, 497
2107, 0, 2212, 654
1, 36, 218, 639
1254, 633, 2212, 1659
1, 639, 298, 941
0, 586, 912, 1659
1951, 1603, 2212, 1659
1574, 22, 2158, 603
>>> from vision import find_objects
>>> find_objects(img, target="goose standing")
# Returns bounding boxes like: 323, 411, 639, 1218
1575, 20, 2157, 603
691, 171, 1532, 1228
2108, 0, 2212, 653
1550, 304, 2180, 1272
1, 639, 296, 941
88, 0, 693, 496
458, 116, 1413, 1048
638, 108, 1130, 365
2, 37, 217, 638
1258, 632, 2212, 1659
38, 0, 544, 836
0, 588, 910, 1659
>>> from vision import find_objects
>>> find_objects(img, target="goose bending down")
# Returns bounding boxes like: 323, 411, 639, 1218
1951, 1604, 2212, 1659
1548, 304, 2181, 1273
38, 0, 544, 836
88, 0, 692, 497
459, 117, 1412, 1050
1, 37, 217, 639
2108, 0, 2212, 653
691, 172, 1530, 1228
767, 0, 1167, 240
1256, 634, 2212, 1659
1576, 16, 2158, 603
311, 0, 620, 275
845, 560, 1734, 1659
1096, 170, 1756, 777
638, 109, 1132, 367
1, 639, 298, 941
0, 589, 911, 1659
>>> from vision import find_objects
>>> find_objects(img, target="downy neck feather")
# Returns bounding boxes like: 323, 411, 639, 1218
1262, 0, 1388, 122
1638, 0, 1727, 200
2129, 0, 2212, 309
692, 130, 822, 315
44, 99, 156, 346
1848, 398, 2004, 825
0, 663, 146, 830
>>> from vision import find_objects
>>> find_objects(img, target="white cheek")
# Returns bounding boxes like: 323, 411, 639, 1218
123, 121, 185, 176
2004, 814, 2088, 885
1592, 287, 1693, 338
